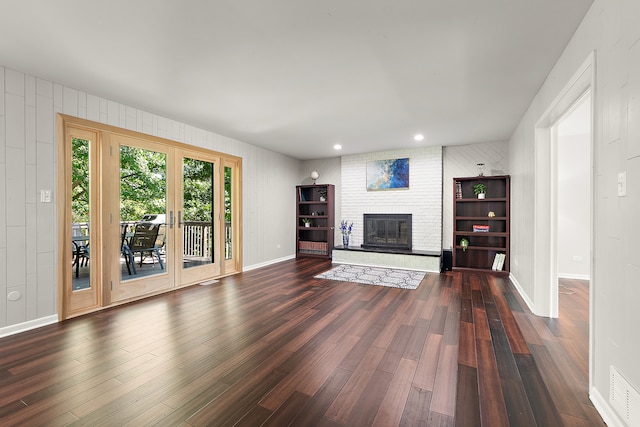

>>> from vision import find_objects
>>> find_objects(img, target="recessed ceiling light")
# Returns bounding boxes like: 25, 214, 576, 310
334, 144, 342, 150
414, 134, 424, 141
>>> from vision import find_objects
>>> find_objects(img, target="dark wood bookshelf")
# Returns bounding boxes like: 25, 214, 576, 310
296, 184, 335, 258
453, 175, 510, 274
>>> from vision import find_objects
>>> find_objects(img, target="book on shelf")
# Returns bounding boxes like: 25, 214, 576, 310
473, 224, 489, 232
492, 253, 506, 271
492, 253, 500, 270
456, 181, 462, 199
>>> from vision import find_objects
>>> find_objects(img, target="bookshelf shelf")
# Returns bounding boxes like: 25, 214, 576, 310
296, 184, 335, 258
453, 175, 510, 273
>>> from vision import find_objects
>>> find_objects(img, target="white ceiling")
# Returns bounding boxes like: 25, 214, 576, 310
0, 0, 593, 160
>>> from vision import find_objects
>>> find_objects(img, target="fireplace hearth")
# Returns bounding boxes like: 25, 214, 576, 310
362, 214, 412, 251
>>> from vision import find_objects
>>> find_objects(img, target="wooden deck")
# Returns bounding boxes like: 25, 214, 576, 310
0, 258, 604, 426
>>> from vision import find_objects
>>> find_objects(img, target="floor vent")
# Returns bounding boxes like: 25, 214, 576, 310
610, 366, 640, 425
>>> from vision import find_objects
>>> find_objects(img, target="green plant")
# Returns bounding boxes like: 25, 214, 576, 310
302, 218, 311, 225
460, 237, 469, 251
473, 183, 486, 195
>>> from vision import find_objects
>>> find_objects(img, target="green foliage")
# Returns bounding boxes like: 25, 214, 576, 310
119, 145, 167, 221
224, 166, 232, 223
182, 158, 213, 222
72, 139, 232, 224
473, 183, 486, 195
72, 138, 90, 222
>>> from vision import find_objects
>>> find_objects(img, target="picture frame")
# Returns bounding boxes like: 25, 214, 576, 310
366, 158, 409, 190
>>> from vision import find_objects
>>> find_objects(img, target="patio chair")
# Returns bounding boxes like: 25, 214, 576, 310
72, 223, 90, 278
120, 223, 136, 275
128, 222, 164, 270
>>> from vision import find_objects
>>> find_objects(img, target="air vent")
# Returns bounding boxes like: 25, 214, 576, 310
610, 366, 640, 425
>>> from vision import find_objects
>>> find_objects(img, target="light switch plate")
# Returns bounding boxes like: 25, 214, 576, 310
618, 172, 627, 196
40, 189, 51, 203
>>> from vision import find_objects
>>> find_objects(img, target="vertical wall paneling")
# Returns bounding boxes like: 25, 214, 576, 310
0, 64, 300, 332
507, 0, 640, 422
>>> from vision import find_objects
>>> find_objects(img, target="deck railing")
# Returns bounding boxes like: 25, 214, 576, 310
182, 221, 212, 258
79, 220, 229, 259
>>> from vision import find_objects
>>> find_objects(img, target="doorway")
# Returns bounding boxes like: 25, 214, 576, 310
533, 51, 595, 390
555, 92, 592, 386
57, 115, 242, 319
556, 93, 591, 283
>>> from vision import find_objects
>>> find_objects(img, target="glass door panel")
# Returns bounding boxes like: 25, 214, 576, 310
63, 126, 101, 317
112, 136, 173, 302
178, 152, 220, 284
120, 145, 168, 281
223, 160, 241, 274
224, 166, 232, 261
182, 157, 214, 269
72, 137, 91, 290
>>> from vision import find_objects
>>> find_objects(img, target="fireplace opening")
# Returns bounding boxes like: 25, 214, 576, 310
362, 214, 412, 251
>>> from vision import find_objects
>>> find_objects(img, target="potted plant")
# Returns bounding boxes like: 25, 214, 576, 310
302, 218, 311, 227
460, 237, 469, 251
473, 183, 486, 199
318, 188, 327, 201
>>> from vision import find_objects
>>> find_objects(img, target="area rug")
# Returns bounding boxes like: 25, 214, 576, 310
314, 264, 426, 290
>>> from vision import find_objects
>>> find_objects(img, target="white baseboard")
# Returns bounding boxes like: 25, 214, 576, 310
0, 315, 58, 339
558, 272, 590, 280
243, 254, 296, 272
508, 273, 539, 315
590, 385, 625, 427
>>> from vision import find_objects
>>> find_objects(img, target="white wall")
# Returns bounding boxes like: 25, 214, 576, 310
508, 0, 640, 423
300, 157, 343, 241
341, 147, 442, 251
557, 96, 591, 279
442, 141, 509, 250
0, 65, 300, 331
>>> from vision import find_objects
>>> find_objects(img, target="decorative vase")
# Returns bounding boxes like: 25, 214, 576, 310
342, 235, 349, 248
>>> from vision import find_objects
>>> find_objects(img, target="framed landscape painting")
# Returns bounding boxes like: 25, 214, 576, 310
366, 158, 409, 190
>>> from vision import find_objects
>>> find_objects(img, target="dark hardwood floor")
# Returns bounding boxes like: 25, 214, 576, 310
0, 259, 604, 426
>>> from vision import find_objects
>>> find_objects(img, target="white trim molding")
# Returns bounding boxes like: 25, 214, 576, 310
0, 315, 58, 339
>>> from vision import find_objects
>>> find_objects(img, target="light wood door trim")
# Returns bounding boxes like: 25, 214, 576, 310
57, 123, 102, 319
175, 149, 222, 285
223, 158, 242, 275
57, 114, 243, 318
110, 133, 175, 303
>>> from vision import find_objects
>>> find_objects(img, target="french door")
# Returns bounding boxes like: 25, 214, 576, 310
174, 149, 223, 287
58, 116, 241, 319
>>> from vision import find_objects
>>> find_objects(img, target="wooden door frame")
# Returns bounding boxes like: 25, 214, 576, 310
222, 158, 242, 276
56, 123, 103, 319
175, 148, 222, 286
109, 133, 176, 304
57, 114, 242, 320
